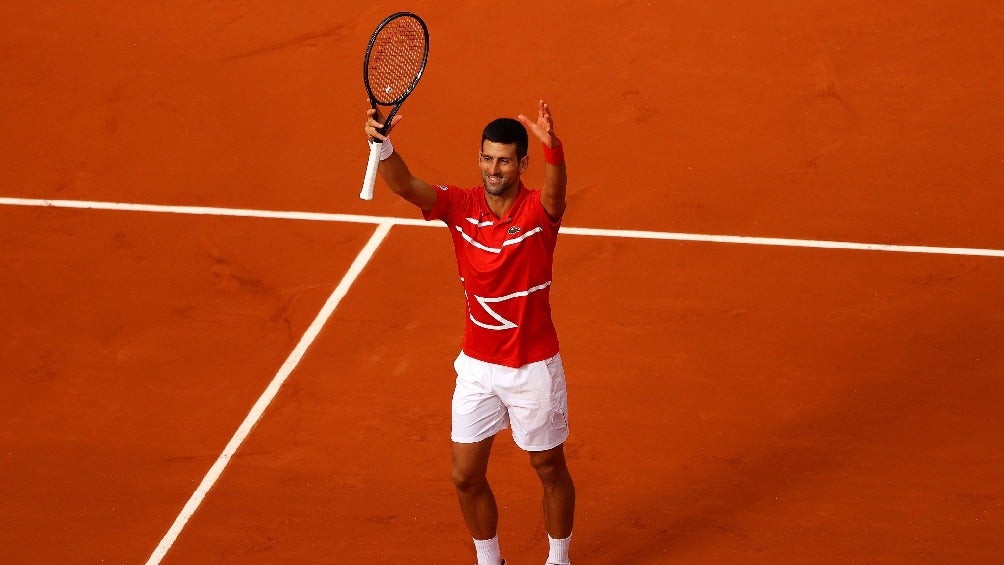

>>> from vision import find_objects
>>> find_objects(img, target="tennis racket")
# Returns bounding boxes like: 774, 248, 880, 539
359, 12, 430, 200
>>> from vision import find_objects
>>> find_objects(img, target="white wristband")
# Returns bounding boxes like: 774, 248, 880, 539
371, 137, 394, 161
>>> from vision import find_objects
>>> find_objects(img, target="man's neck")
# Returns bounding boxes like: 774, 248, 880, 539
484, 183, 521, 219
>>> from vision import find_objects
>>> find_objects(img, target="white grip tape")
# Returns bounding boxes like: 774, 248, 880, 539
359, 141, 382, 200
359, 138, 395, 201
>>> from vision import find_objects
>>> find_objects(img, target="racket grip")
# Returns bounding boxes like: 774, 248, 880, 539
359, 140, 382, 200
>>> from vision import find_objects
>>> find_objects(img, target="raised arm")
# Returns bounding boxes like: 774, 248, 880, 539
364, 108, 438, 213
518, 100, 567, 220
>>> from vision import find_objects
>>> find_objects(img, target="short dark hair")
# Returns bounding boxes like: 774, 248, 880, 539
481, 118, 528, 159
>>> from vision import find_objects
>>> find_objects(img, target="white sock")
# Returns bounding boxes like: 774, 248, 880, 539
547, 532, 572, 564
474, 534, 502, 565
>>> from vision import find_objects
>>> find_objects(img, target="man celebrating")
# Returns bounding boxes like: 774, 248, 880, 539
363, 100, 575, 565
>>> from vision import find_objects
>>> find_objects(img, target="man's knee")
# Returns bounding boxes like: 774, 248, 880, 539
452, 438, 493, 493
452, 463, 488, 493
530, 447, 570, 485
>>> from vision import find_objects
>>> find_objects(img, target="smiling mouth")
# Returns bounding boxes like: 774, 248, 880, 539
484, 176, 507, 194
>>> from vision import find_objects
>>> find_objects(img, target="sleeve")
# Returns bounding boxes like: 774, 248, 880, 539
422, 184, 458, 223
532, 190, 563, 236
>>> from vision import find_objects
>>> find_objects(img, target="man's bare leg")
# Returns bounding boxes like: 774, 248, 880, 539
453, 436, 502, 564
530, 444, 575, 563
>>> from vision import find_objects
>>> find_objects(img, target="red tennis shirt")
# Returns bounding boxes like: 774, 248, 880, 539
424, 182, 561, 368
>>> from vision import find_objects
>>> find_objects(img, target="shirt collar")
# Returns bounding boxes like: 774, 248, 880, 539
477, 182, 528, 223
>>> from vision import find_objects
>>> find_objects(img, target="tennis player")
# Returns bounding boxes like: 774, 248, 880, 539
363, 100, 575, 565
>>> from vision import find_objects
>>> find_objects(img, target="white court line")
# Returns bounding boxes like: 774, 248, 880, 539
144, 222, 393, 565
2, 195, 1002, 258
559, 226, 1004, 258
0, 196, 428, 227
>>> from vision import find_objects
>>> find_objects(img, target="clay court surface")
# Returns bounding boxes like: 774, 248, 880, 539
2, 2, 1003, 563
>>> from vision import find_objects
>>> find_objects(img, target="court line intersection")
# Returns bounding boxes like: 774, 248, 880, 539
3, 194, 1000, 562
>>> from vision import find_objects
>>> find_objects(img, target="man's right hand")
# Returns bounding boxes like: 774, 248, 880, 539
364, 107, 402, 142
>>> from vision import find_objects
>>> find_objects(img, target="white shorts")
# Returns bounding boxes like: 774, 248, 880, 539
451, 351, 570, 451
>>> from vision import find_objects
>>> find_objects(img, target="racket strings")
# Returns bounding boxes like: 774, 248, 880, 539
367, 18, 427, 105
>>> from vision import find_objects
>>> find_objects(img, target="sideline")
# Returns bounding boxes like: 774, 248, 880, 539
143, 222, 394, 565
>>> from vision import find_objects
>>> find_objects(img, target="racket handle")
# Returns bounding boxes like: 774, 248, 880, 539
359, 140, 382, 200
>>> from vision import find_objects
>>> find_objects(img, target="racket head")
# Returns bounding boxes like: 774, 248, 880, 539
363, 12, 430, 108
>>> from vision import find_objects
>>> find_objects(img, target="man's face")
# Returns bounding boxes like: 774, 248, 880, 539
479, 140, 527, 196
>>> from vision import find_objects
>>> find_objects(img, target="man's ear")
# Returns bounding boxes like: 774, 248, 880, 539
520, 156, 529, 171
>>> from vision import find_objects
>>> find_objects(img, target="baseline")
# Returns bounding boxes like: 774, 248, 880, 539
2, 196, 1001, 258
